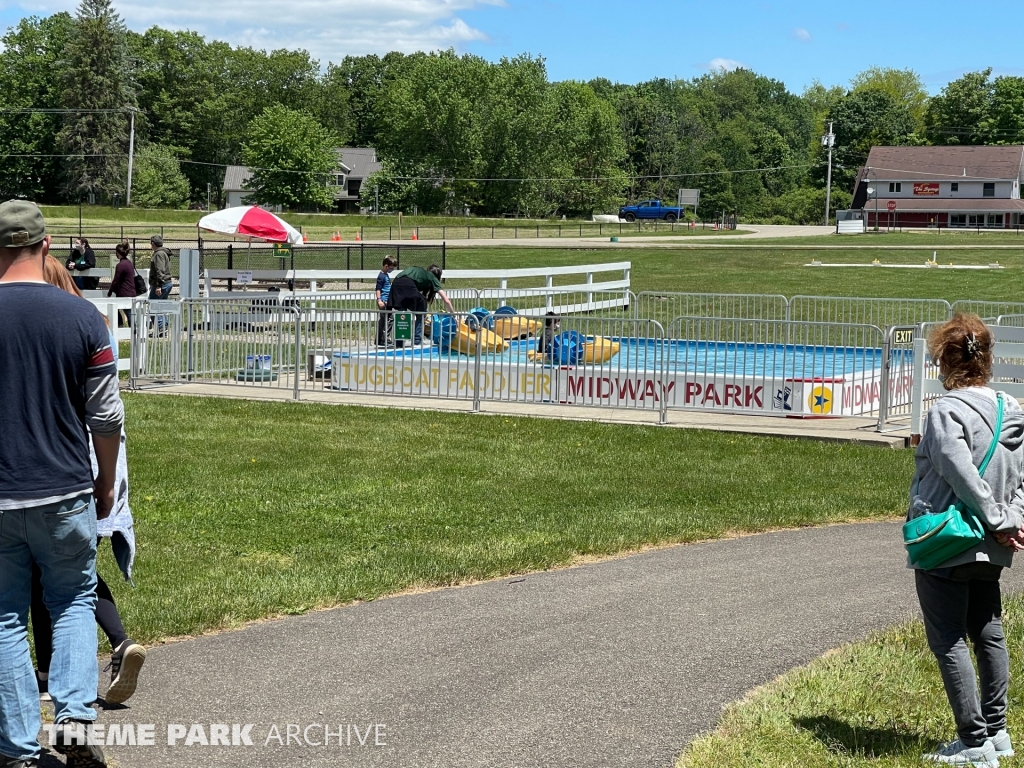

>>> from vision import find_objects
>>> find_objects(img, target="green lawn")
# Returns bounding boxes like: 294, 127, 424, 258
680, 593, 1024, 767
105, 393, 912, 645
446, 245, 1023, 300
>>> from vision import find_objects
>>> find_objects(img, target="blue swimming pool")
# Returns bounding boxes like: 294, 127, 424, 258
355, 338, 910, 378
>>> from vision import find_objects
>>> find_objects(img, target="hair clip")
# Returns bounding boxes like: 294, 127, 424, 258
964, 333, 981, 360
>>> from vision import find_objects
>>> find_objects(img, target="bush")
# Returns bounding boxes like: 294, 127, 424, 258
131, 145, 191, 209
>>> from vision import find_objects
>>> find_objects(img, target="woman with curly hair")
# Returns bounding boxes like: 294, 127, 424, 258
911, 313, 1024, 767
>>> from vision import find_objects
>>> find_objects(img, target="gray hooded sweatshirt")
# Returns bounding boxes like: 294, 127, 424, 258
909, 386, 1024, 569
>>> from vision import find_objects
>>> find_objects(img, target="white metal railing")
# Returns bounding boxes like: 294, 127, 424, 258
204, 262, 631, 299
87, 298, 133, 371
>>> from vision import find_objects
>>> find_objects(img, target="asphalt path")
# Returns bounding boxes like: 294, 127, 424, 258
70, 522, 1024, 768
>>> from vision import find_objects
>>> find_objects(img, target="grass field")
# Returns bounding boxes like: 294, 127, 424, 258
445, 245, 1023, 300
680, 593, 1024, 767
104, 394, 912, 646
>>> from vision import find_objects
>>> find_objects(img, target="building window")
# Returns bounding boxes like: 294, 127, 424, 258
984, 183, 995, 197
969, 214, 985, 226
949, 214, 967, 227
888, 182, 902, 193
987, 214, 1004, 227
950, 182, 958, 192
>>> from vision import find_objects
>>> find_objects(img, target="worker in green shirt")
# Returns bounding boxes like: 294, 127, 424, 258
387, 264, 456, 345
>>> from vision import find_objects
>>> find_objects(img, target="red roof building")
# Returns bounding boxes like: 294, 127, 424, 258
852, 146, 1024, 229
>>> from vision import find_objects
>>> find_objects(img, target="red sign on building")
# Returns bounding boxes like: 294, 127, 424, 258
913, 183, 940, 196
887, 200, 897, 211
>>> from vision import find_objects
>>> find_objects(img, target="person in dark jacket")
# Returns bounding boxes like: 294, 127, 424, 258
910, 313, 1024, 767
107, 242, 137, 299
386, 264, 455, 345
67, 237, 98, 290
107, 242, 137, 327
147, 235, 172, 299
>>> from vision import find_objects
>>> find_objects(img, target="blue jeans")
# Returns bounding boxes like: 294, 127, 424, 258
0, 495, 98, 761
149, 282, 171, 300
150, 282, 172, 332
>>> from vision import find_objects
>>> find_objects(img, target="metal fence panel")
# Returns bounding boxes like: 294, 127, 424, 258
788, 296, 951, 328
875, 325, 918, 432
954, 301, 1024, 320
664, 317, 887, 417
634, 292, 788, 326
129, 299, 182, 385
148, 298, 303, 396
293, 308, 667, 415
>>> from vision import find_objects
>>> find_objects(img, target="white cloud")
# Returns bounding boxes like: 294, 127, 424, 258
1, 0, 504, 62
792, 27, 811, 42
707, 58, 743, 72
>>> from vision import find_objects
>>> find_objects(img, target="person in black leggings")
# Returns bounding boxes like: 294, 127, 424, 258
386, 264, 456, 345
30, 559, 131, 698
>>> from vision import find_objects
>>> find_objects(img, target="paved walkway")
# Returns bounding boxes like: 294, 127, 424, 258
82, 522, 1012, 768
134, 384, 909, 447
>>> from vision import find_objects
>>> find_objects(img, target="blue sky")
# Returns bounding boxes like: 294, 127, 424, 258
0, 0, 1019, 93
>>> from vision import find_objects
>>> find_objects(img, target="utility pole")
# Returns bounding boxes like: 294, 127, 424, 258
126, 110, 136, 207
374, 185, 379, 216
821, 120, 835, 226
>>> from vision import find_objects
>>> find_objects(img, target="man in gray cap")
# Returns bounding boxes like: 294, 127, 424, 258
0, 200, 122, 767
148, 234, 172, 300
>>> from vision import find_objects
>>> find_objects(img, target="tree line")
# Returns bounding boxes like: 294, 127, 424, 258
2, 0, 1024, 220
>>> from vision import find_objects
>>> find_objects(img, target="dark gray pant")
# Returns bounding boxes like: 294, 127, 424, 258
915, 564, 1008, 747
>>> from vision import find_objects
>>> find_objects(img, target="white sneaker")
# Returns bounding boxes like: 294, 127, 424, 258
923, 738, 999, 766
988, 730, 1014, 758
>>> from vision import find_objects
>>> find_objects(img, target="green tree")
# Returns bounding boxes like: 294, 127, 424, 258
0, 14, 74, 201
241, 105, 338, 209
546, 80, 628, 215
767, 186, 852, 224
991, 76, 1024, 144
821, 89, 917, 190
925, 69, 996, 145
56, 0, 136, 201
130, 144, 191, 208
850, 67, 928, 127
695, 152, 736, 220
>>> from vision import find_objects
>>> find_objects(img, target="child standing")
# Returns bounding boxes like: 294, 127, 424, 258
375, 256, 396, 346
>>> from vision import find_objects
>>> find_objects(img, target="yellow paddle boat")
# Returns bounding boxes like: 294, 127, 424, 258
527, 335, 620, 364
492, 315, 542, 340
450, 321, 507, 355
583, 336, 620, 363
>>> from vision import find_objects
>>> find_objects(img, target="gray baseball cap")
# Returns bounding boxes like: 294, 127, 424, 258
0, 200, 47, 248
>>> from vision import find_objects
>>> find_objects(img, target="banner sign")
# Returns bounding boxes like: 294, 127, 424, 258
913, 183, 940, 196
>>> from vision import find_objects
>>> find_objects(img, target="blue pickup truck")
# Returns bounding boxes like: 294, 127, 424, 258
618, 199, 683, 223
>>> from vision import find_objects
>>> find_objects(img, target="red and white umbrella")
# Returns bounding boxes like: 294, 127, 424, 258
198, 205, 303, 244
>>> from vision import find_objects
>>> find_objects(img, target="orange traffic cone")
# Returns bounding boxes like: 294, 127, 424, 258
355, 231, 361, 241
411, 231, 418, 241
303, 234, 308, 243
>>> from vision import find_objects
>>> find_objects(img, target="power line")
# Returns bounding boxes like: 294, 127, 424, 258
0, 152, 822, 181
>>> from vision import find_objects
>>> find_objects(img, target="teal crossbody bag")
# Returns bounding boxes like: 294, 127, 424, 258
904, 392, 1004, 570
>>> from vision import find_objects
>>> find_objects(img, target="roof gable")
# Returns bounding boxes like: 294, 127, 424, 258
863, 145, 1024, 182
222, 148, 381, 191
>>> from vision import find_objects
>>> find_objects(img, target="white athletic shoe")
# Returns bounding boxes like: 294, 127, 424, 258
988, 730, 1014, 758
923, 738, 999, 766
103, 640, 146, 705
